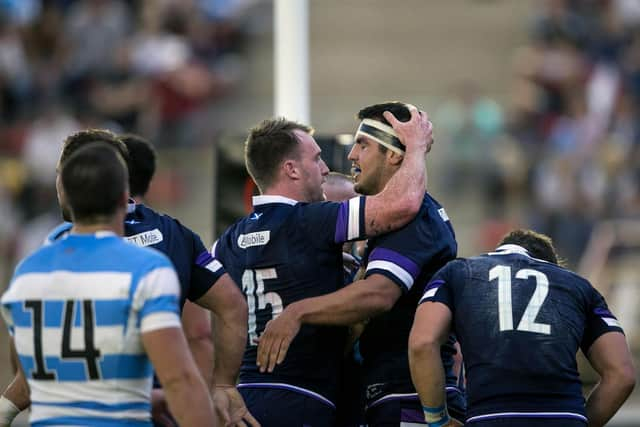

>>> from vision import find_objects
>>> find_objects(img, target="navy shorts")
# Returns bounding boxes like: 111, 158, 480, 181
239, 386, 335, 427
467, 417, 587, 426
365, 389, 466, 427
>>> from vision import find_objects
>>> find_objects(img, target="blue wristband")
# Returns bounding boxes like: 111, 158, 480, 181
423, 404, 450, 427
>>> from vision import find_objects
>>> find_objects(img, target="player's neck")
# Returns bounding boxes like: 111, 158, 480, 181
71, 215, 125, 236
262, 183, 304, 203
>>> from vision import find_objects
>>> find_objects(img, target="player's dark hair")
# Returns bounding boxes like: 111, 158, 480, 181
60, 142, 128, 224
245, 117, 314, 192
357, 101, 412, 154
499, 229, 560, 265
60, 129, 130, 170
119, 134, 156, 198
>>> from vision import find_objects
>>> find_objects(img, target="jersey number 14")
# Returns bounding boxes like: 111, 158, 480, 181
489, 265, 551, 335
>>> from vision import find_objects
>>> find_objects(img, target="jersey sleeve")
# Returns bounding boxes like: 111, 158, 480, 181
133, 263, 182, 334
581, 285, 625, 353
186, 230, 226, 301
364, 213, 436, 292
418, 260, 468, 312
300, 197, 367, 246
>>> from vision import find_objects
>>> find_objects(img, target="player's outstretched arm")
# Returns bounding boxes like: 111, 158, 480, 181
585, 332, 636, 427
143, 327, 215, 427
256, 274, 401, 372
182, 300, 214, 388
409, 301, 461, 426
362, 106, 433, 237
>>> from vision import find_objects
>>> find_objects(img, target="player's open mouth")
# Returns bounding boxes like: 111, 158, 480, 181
351, 166, 361, 179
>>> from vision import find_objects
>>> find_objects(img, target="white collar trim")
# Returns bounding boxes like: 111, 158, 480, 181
253, 195, 298, 206
495, 244, 529, 255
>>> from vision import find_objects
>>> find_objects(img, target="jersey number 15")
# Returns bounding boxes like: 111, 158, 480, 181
242, 269, 284, 345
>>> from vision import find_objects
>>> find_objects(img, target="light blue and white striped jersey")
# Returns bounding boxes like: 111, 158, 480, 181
1, 231, 182, 427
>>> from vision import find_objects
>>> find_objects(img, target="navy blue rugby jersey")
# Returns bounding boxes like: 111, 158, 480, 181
421, 244, 625, 424
358, 193, 458, 406
45, 202, 223, 307
213, 194, 367, 407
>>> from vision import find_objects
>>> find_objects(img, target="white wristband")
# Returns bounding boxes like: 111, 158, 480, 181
0, 396, 20, 426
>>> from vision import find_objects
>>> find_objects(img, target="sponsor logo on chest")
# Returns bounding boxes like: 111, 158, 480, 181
237, 231, 270, 249
125, 228, 163, 247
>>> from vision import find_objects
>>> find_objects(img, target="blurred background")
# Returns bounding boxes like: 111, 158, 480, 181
0, 0, 639, 424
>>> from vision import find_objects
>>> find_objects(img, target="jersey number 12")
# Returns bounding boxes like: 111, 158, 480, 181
489, 265, 551, 335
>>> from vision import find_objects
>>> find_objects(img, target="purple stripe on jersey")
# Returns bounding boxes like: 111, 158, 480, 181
334, 201, 348, 243
369, 247, 420, 278
425, 279, 445, 291
400, 408, 425, 422
195, 251, 214, 267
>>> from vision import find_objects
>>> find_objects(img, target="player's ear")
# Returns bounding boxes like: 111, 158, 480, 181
387, 150, 404, 166
283, 159, 300, 180
119, 188, 130, 208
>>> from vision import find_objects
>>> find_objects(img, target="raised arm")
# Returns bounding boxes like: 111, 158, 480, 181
362, 107, 433, 237
585, 332, 636, 427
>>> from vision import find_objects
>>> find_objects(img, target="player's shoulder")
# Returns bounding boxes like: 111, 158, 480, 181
129, 203, 199, 240
120, 238, 174, 269
12, 241, 63, 277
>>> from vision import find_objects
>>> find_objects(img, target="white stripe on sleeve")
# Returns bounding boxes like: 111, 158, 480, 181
347, 197, 361, 240
366, 260, 414, 290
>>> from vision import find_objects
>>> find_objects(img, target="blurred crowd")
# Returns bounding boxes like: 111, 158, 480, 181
436, 0, 640, 267
0, 0, 258, 279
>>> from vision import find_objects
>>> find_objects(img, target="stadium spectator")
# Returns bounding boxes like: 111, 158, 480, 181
255, 102, 465, 426
411, 228, 635, 427
0, 142, 216, 426
211, 108, 432, 426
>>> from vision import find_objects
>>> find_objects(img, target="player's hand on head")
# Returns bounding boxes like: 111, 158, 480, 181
256, 308, 301, 373
383, 106, 433, 154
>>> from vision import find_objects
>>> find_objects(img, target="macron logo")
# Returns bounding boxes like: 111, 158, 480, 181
438, 208, 449, 222
237, 231, 270, 249
125, 229, 163, 247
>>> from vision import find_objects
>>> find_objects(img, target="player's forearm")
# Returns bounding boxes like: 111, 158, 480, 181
586, 375, 635, 427
290, 279, 395, 326
188, 336, 214, 388
212, 308, 247, 386
163, 372, 215, 427
2, 372, 30, 412
409, 340, 446, 409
